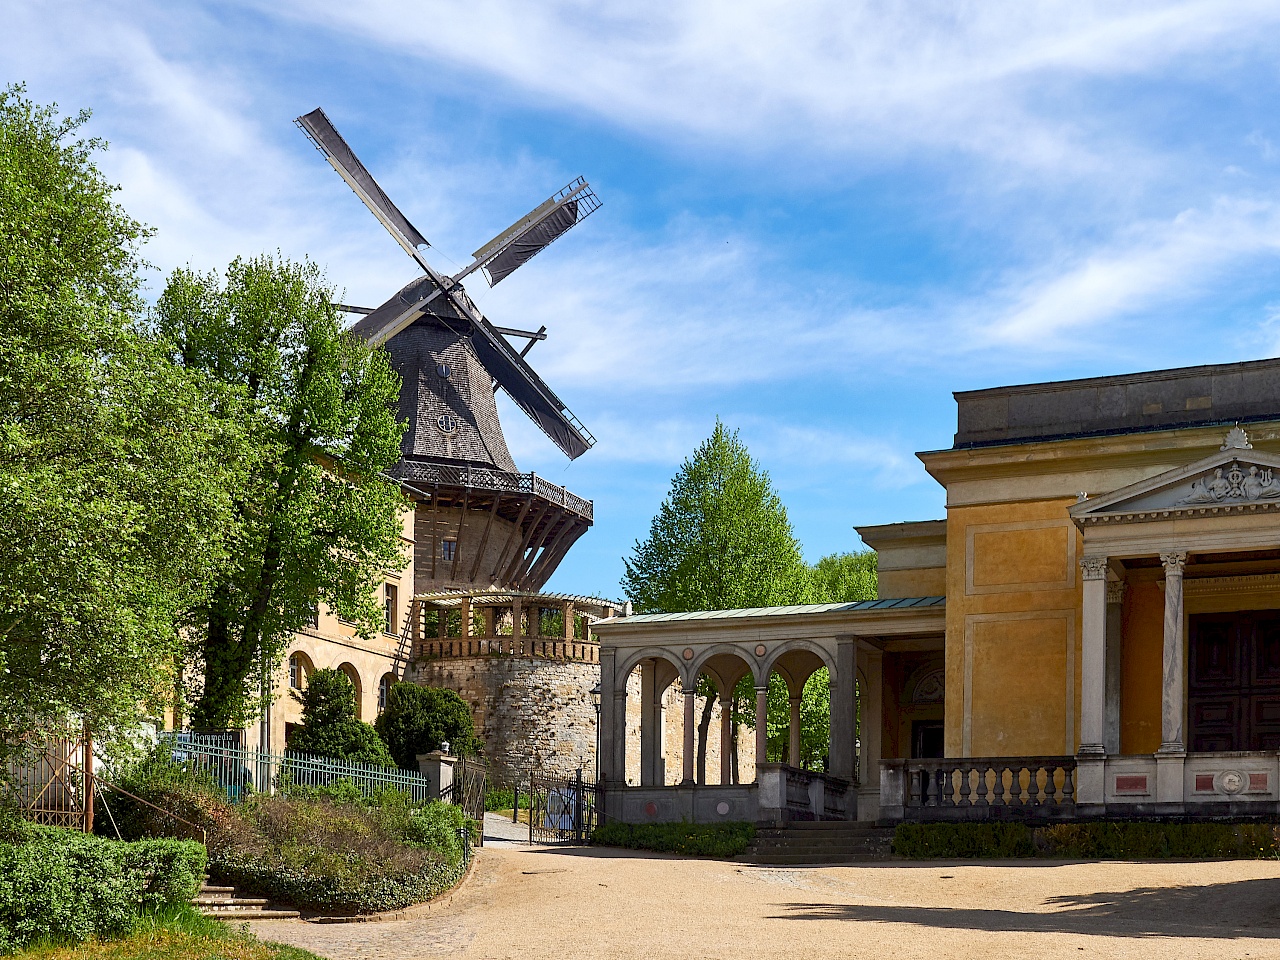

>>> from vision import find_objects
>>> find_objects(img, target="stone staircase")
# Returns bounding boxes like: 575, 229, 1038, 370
738, 820, 896, 865
194, 881, 300, 920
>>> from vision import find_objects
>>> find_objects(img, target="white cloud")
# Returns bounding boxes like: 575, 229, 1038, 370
983, 197, 1280, 344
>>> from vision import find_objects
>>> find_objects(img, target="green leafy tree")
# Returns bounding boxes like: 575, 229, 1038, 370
288, 668, 394, 766
809, 550, 878, 603
0, 85, 249, 753
375, 684, 479, 769
152, 256, 407, 729
623, 421, 811, 782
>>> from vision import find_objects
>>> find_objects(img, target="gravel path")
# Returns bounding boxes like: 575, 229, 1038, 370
247, 843, 1280, 960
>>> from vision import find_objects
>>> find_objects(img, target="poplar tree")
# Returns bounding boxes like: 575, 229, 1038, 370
622, 421, 809, 780
154, 256, 407, 729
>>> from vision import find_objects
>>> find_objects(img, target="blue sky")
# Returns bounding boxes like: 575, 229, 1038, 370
10, 2, 1280, 598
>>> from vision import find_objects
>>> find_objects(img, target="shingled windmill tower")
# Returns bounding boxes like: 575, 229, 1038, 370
297, 108, 600, 595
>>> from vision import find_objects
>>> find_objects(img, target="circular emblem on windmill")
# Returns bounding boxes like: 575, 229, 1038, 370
436, 362, 452, 378
436, 414, 459, 435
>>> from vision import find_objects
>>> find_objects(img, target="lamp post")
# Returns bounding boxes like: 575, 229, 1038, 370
590, 682, 601, 784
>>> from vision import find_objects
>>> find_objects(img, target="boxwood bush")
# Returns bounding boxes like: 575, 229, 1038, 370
592, 821, 756, 858
0, 822, 206, 954
893, 821, 1280, 859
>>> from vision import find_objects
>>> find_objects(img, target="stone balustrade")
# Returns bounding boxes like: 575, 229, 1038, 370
880, 756, 1077, 821
757, 763, 853, 822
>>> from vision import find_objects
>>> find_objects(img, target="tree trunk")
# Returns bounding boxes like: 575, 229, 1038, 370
192, 596, 250, 729
695, 690, 715, 784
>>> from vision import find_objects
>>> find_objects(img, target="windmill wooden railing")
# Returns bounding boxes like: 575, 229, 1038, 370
392, 461, 593, 521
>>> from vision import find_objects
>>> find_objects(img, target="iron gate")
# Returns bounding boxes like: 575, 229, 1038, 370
3, 725, 93, 831
527, 768, 597, 844
443, 757, 488, 844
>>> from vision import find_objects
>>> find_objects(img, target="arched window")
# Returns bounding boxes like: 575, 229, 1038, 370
378, 673, 396, 713
288, 652, 313, 690
338, 662, 363, 718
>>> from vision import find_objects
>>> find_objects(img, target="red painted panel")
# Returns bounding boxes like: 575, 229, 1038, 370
1195, 774, 1215, 792
1115, 774, 1148, 794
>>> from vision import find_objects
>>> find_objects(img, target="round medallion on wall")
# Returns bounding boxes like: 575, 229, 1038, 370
755, 644, 767, 658
644, 801, 658, 818
682, 647, 694, 661
437, 414, 459, 435
716, 801, 730, 816
1218, 770, 1246, 795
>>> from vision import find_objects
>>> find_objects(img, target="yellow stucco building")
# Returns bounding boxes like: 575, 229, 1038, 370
595, 356, 1280, 823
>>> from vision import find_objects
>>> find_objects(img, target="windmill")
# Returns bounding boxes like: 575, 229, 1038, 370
297, 107, 600, 593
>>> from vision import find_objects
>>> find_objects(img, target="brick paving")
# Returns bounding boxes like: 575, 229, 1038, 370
248, 843, 1280, 960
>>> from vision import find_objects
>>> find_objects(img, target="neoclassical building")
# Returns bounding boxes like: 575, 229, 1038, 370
593, 356, 1280, 823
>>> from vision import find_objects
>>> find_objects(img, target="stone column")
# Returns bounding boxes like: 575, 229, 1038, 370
720, 695, 733, 785
640, 660, 660, 786
788, 694, 802, 767
1157, 551, 1188, 807
562, 602, 575, 640
1078, 556, 1109, 756
754, 685, 769, 775
1105, 580, 1126, 754
481, 606, 496, 638
855, 644, 883, 790
1159, 552, 1188, 751
682, 683, 696, 785
830, 639, 857, 782
598, 647, 621, 784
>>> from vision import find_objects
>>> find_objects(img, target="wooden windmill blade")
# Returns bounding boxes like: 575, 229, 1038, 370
463, 306, 596, 460
296, 108, 435, 273
454, 178, 602, 287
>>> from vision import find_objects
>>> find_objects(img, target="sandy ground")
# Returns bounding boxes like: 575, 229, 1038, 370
247, 836, 1280, 960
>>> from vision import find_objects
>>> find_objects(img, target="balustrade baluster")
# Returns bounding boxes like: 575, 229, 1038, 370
959, 767, 972, 807
1060, 764, 1074, 804
975, 765, 989, 807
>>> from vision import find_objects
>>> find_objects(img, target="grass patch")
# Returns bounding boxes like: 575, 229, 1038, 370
9, 904, 321, 960
592, 821, 755, 858
893, 821, 1280, 859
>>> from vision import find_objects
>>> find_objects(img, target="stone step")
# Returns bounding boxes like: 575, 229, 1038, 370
203, 907, 301, 920
744, 852, 895, 865
197, 897, 271, 908
200, 884, 237, 895
740, 823, 896, 864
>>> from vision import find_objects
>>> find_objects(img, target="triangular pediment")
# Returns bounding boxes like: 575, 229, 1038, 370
1071, 428, 1280, 521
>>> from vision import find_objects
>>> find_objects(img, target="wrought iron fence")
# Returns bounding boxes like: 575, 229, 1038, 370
158, 732, 435, 803
526, 768, 598, 844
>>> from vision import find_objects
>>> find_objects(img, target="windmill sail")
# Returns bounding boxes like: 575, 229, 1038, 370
296, 108, 433, 272
460, 178, 601, 287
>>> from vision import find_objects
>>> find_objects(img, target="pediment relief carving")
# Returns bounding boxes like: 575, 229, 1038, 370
1071, 429, 1280, 523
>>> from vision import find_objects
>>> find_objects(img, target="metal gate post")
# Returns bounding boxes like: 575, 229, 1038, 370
575, 767, 583, 842
83, 725, 94, 834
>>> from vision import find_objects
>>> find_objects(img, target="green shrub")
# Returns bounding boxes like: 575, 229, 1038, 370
289, 669, 396, 767
892, 822, 1036, 859
484, 786, 529, 812
209, 796, 467, 914
1036, 821, 1280, 859
375, 684, 479, 770
892, 820, 1280, 860
0, 828, 206, 953
591, 821, 755, 858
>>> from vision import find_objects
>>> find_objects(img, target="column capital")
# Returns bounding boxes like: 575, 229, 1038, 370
1160, 551, 1188, 575
1080, 556, 1110, 580
1106, 580, 1127, 605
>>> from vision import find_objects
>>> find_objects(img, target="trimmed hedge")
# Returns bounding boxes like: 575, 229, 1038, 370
0, 825, 206, 954
592, 821, 756, 858
893, 821, 1280, 860
893, 823, 1036, 859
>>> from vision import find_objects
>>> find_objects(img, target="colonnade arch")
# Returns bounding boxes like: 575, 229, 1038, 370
612, 638, 855, 787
